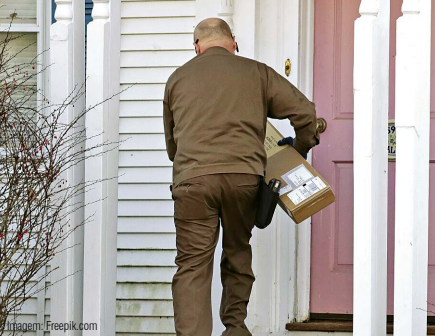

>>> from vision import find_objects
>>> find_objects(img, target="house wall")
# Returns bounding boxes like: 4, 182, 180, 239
115, 1, 196, 334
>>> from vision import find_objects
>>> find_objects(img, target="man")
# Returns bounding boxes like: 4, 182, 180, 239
163, 17, 319, 336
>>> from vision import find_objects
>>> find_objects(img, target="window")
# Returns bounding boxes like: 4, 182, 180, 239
0, 0, 37, 24
0, 0, 50, 153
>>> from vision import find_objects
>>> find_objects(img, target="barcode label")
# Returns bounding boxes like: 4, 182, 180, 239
288, 177, 327, 205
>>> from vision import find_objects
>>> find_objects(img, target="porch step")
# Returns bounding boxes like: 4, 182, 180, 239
286, 319, 435, 334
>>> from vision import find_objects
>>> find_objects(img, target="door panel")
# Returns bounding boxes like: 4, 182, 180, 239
311, 0, 435, 315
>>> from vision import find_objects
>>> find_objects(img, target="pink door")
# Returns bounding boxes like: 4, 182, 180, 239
310, 0, 435, 315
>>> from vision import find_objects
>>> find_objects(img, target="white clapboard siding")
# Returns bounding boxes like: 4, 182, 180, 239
120, 67, 178, 84
119, 117, 164, 133
121, 1, 195, 18
120, 84, 164, 100
116, 316, 175, 334
117, 300, 174, 316
118, 250, 177, 266
121, 50, 193, 67
118, 233, 176, 249
119, 168, 173, 183
118, 184, 172, 200
121, 35, 193, 52
119, 151, 172, 167
117, 283, 173, 300
119, 134, 167, 150
121, 17, 196, 34
118, 217, 175, 233
118, 266, 177, 283
116, 1, 195, 334
119, 101, 167, 117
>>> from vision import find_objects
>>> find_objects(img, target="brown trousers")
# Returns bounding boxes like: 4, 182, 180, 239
171, 173, 261, 336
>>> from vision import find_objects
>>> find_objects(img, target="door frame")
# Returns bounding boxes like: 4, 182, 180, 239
294, 0, 315, 322
250, 0, 316, 327
269, 0, 316, 324
247, 0, 316, 327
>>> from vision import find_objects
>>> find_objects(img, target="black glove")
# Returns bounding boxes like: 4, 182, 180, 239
277, 136, 308, 160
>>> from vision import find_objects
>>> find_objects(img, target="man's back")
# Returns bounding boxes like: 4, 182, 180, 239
163, 46, 318, 187
164, 46, 269, 186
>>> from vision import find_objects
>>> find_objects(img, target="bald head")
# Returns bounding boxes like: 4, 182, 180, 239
194, 18, 232, 43
193, 18, 237, 55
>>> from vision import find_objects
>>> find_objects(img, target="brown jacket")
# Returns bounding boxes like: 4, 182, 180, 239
163, 46, 319, 187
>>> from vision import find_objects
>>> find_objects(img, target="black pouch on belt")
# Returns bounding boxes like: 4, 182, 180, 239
254, 177, 282, 229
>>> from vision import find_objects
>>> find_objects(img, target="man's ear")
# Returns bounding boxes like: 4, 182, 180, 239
232, 36, 238, 52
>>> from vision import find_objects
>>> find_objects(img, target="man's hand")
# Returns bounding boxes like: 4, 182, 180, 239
277, 136, 308, 160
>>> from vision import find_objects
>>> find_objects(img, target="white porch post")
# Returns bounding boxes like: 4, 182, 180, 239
353, 0, 390, 335
394, 0, 431, 335
83, 0, 120, 335
50, 0, 85, 334
218, 0, 234, 30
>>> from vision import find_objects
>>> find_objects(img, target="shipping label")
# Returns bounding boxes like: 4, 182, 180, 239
287, 176, 327, 205
283, 164, 314, 189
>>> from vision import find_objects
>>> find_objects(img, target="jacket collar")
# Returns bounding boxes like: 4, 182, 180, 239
198, 46, 233, 56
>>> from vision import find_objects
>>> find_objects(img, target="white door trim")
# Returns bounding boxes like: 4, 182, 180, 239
295, 0, 315, 322
248, 0, 315, 329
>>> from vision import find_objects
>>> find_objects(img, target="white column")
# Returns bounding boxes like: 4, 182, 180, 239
83, 0, 119, 335
50, 1, 85, 335
218, 0, 234, 31
394, 0, 431, 335
353, 0, 390, 335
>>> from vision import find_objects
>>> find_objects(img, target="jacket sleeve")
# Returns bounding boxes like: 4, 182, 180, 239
266, 65, 320, 155
163, 81, 177, 162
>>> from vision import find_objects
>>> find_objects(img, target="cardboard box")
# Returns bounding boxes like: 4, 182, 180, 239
264, 122, 335, 224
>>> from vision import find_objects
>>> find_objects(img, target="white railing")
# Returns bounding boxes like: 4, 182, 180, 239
354, 0, 432, 335
353, 0, 389, 334
394, 0, 431, 335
